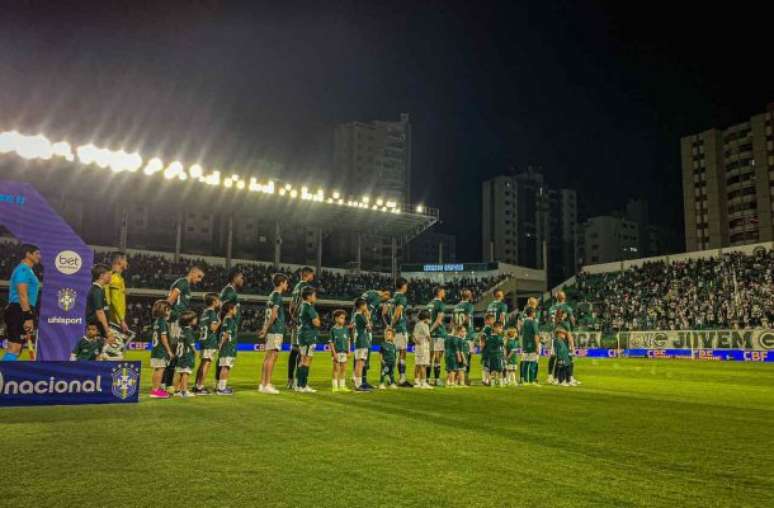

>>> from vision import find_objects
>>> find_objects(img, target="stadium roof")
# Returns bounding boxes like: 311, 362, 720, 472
0, 130, 439, 243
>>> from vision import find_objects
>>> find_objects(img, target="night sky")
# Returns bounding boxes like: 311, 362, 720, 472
1, 1, 772, 261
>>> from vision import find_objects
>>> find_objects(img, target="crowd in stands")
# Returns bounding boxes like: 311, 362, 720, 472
568, 248, 774, 331
92, 252, 506, 304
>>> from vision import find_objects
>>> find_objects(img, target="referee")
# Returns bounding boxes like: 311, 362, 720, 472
2, 244, 41, 361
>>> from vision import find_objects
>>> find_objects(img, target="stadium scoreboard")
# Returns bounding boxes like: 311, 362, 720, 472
402, 262, 498, 273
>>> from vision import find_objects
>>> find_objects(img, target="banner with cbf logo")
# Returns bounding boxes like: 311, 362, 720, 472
0, 361, 140, 407
0, 180, 93, 360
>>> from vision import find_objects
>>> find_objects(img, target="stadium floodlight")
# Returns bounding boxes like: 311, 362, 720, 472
143, 157, 164, 175
279, 188, 287, 196
265, 180, 275, 194
178, 171, 188, 181
51, 141, 74, 162
223, 177, 233, 188
332, 191, 340, 200
124, 151, 143, 172
284, 183, 292, 190
76, 143, 99, 165
337, 199, 344, 205
163, 161, 184, 180
236, 180, 245, 190
386, 201, 396, 208
376, 198, 384, 206
363, 196, 370, 204
290, 189, 298, 198
416, 205, 424, 213
14, 133, 54, 160
189, 164, 203, 179
0, 131, 16, 153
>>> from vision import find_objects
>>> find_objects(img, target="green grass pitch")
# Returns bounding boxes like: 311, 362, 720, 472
2, 353, 773, 507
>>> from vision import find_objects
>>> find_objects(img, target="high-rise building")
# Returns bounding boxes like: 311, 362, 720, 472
482, 167, 577, 285
334, 113, 412, 204
680, 104, 774, 251
580, 216, 640, 265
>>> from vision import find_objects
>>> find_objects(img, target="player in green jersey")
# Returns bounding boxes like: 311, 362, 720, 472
389, 277, 412, 387
444, 324, 466, 388
85, 264, 115, 345
70, 323, 105, 361
164, 265, 204, 390
553, 314, 573, 387
520, 306, 541, 385
453, 289, 475, 385
173, 310, 198, 398
379, 328, 398, 390
428, 286, 447, 386
487, 289, 508, 327
479, 313, 495, 386
328, 309, 351, 392
295, 286, 321, 393
486, 322, 506, 387
259, 273, 289, 395
357, 288, 390, 389
288, 266, 315, 389
547, 291, 575, 385
352, 298, 372, 391
193, 293, 221, 395
149, 300, 174, 399
505, 328, 520, 386
216, 302, 239, 395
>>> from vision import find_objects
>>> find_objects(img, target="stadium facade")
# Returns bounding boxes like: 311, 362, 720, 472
681, 104, 774, 251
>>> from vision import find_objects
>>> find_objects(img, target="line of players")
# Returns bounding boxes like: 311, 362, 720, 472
69, 260, 580, 397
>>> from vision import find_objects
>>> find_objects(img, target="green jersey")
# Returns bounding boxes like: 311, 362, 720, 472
521, 318, 539, 353
453, 300, 475, 338
354, 311, 371, 349
487, 299, 508, 325
265, 290, 286, 334
199, 308, 220, 350
85, 283, 108, 327
361, 290, 383, 325
169, 277, 191, 322
329, 326, 350, 353
297, 301, 319, 346
427, 298, 447, 338
480, 324, 493, 358
554, 333, 571, 364
390, 291, 409, 333
444, 334, 460, 357
71, 336, 104, 361
548, 302, 574, 331
486, 334, 505, 360
176, 325, 196, 369
380, 341, 397, 365
220, 284, 241, 327
219, 315, 238, 358
505, 337, 520, 365
290, 280, 311, 323
150, 317, 170, 360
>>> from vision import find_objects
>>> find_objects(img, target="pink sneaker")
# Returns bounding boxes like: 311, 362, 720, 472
149, 389, 170, 399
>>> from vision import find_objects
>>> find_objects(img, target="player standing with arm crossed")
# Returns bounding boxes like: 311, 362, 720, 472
288, 267, 315, 389
258, 273, 288, 394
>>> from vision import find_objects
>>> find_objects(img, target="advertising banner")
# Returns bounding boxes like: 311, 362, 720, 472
0, 361, 141, 407
0, 180, 94, 360
573, 329, 774, 351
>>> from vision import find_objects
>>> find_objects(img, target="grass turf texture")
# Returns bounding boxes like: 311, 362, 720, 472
2, 353, 773, 508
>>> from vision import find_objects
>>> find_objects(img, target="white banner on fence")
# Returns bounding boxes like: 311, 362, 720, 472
572, 329, 774, 351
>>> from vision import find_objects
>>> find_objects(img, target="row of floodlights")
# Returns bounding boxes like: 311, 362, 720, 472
0, 130, 429, 214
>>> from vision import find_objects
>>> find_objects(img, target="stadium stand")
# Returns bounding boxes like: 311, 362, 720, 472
558, 247, 774, 332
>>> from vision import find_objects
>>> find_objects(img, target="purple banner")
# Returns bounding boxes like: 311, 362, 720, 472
0, 180, 93, 360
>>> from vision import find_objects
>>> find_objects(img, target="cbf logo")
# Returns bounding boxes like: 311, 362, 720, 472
55, 250, 82, 275
111, 363, 140, 400
57, 288, 77, 312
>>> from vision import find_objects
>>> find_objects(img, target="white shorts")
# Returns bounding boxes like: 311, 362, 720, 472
175, 366, 193, 375
394, 332, 408, 350
200, 349, 218, 361
522, 352, 539, 362
354, 348, 369, 361
265, 333, 283, 351
414, 344, 430, 366
299, 344, 315, 357
218, 356, 236, 368
334, 352, 348, 363
150, 357, 169, 369
432, 338, 445, 352
506, 364, 517, 371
